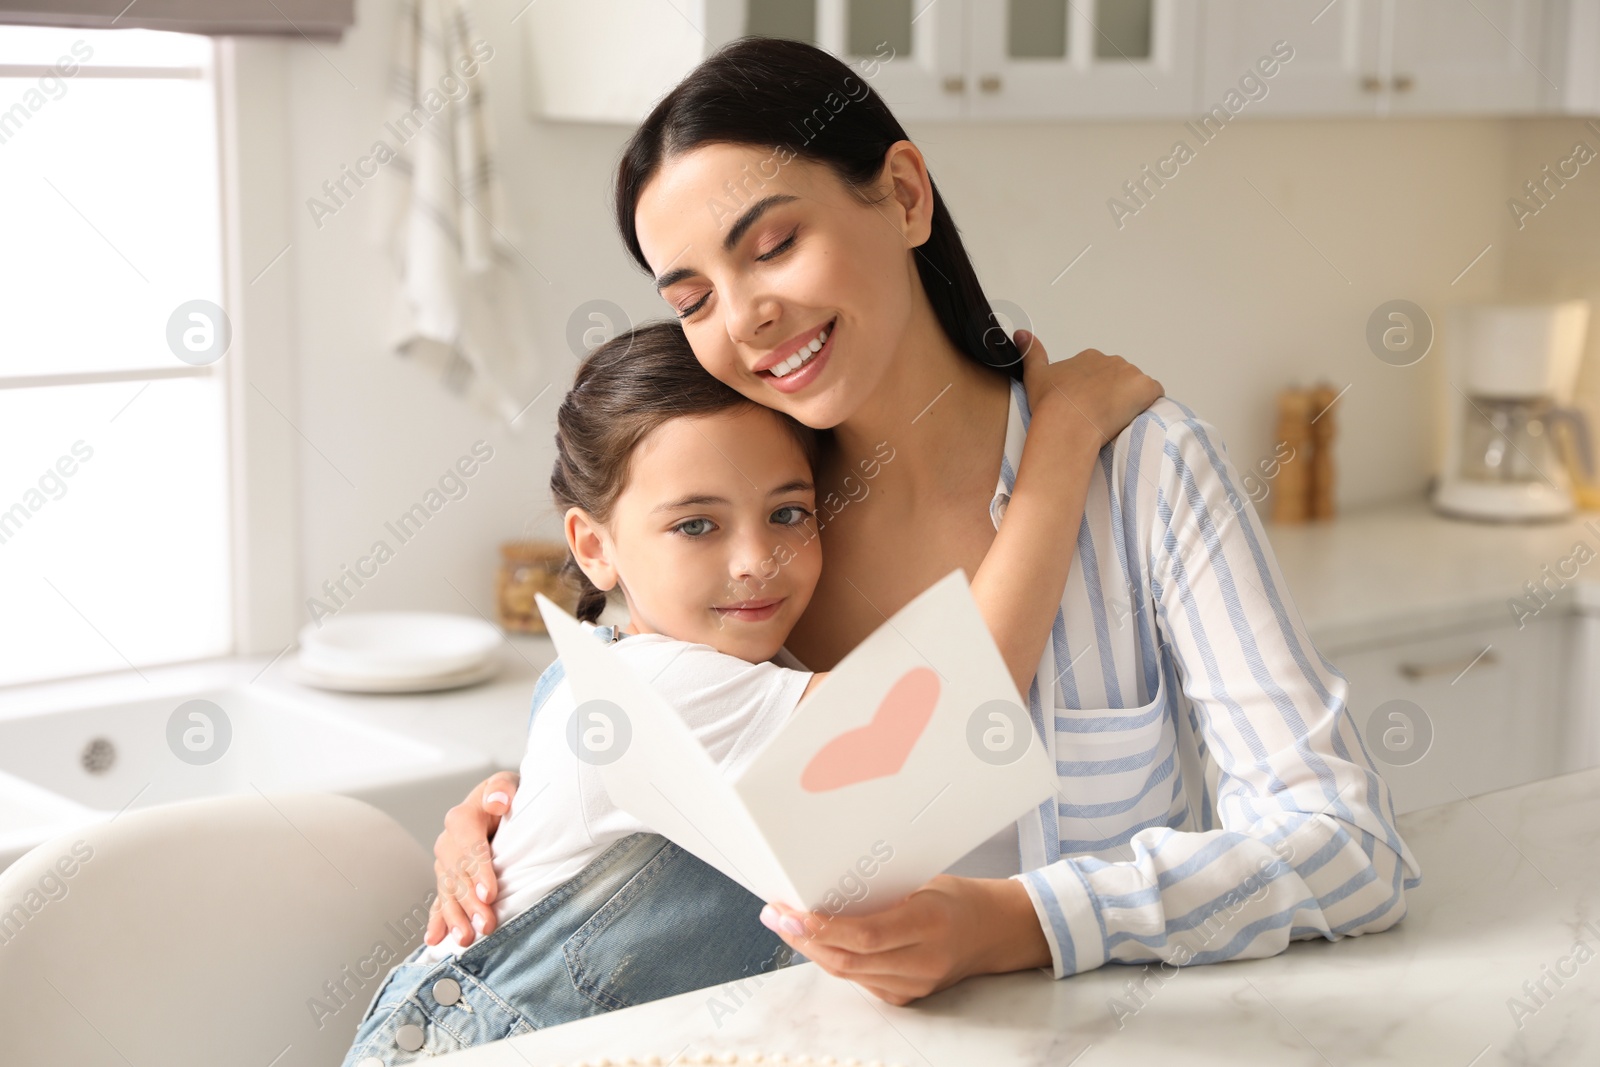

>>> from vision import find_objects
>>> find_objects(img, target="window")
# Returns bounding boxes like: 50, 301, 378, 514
0, 25, 232, 688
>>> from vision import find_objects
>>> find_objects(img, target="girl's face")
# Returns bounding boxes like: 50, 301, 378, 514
566, 404, 823, 664
634, 142, 932, 431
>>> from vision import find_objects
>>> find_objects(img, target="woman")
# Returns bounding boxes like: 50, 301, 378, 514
428, 37, 1420, 1007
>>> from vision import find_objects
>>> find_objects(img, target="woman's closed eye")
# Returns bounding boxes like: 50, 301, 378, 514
672, 229, 799, 320
757, 229, 797, 262
675, 292, 710, 320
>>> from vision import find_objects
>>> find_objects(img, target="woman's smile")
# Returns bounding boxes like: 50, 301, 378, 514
757, 317, 836, 395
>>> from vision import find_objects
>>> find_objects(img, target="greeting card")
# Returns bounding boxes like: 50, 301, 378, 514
534, 569, 1055, 915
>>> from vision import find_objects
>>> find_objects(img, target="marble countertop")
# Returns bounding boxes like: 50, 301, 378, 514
1263, 498, 1600, 649
428, 764, 1600, 1067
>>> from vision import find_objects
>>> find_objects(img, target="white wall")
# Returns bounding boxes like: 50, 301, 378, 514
271, 0, 1586, 627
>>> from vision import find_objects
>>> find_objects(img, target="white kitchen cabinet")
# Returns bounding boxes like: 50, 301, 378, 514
736, 0, 967, 121
1199, 0, 1385, 116
733, 0, 1198, 120
1386, 0, 1547, 115
964, 0, 1200, 119
520, 0, 963, 123
523, 0, 1600, 122
1201, 0, 1555, 118
1327, 614, 1566, 815
523, 0, 1195, 124
522, 0, 719, 123
1546, 0, 1600, 113
1565, 602, 1600, 773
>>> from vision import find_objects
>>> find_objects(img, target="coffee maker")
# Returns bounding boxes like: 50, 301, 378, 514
1433, 300, 1594, 522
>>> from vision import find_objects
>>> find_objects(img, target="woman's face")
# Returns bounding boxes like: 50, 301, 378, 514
634, 142, 931, 431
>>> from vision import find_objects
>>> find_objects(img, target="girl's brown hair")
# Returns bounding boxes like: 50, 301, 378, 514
551, 318, 822, 622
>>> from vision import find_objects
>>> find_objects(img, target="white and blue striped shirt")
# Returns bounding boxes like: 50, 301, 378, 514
996, 377, 1422, 978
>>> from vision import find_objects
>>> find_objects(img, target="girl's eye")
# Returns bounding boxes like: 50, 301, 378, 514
757, 230, 797, 262
673, 517, 715, 538
772, 505, 811, 526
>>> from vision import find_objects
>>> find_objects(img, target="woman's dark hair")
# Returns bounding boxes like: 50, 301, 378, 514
613, 35, 1023, 379
551, 318, 822, 623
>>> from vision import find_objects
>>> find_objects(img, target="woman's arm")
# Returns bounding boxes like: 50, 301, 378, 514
761, 402, 1422, 1004
1002, 404, 1421, 982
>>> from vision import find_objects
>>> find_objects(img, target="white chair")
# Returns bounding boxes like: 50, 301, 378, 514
0, 792, 435, 1067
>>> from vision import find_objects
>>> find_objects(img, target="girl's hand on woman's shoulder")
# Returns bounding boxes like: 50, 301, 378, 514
425, 770, 521, 947
1015, 329, 1164, 450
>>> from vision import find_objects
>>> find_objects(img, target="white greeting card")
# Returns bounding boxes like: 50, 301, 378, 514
534, 568, 1055, 915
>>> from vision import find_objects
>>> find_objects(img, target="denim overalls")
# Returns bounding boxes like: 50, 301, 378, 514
340, 625, 804, 1066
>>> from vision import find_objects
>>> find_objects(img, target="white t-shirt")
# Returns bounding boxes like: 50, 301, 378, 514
418, 627, 1023, 963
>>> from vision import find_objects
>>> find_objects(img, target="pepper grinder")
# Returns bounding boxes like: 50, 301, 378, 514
1308, 381, 1338, 520
1272, 387, 1312, 525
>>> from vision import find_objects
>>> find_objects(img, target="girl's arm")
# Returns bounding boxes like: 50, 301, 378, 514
971, 330, 1161, 697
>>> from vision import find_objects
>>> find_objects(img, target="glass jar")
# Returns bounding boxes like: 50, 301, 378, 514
496, 540, 577, 634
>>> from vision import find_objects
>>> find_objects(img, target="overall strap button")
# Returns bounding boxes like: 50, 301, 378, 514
395, 1023, 425, 1052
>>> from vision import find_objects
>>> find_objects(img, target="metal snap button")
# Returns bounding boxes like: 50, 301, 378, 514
432, 977, 462, 1006
395, 1023, 425, 1052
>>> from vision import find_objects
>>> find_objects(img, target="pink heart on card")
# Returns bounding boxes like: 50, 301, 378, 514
800, 667, 940, 793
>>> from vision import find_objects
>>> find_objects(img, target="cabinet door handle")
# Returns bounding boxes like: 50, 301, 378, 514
1397, 649, 1497, 681
942, 75, 966, 93
1360, 75, 1383, 92
1392, 74, 1414, 92
979, 74, 1002, 93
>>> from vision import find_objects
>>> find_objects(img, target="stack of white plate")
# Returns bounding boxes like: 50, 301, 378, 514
290, 612, 504, 693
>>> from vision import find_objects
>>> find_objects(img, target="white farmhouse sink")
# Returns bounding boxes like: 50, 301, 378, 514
0, 684, 495, 873
0, 771, 89, 871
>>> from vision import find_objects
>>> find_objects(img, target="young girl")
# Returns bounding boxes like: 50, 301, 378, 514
341, 318, 1157, 1064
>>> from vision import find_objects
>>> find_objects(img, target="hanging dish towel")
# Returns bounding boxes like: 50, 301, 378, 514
377, 0, 538, 425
